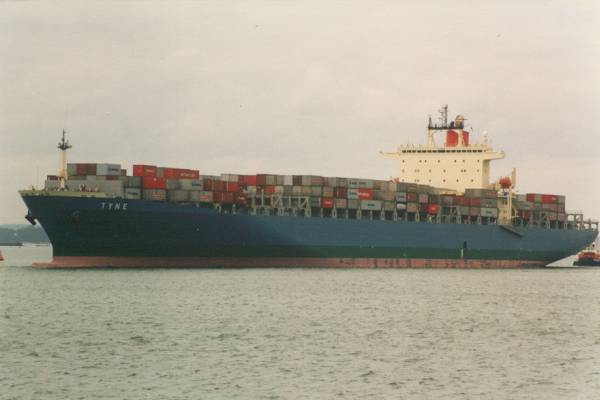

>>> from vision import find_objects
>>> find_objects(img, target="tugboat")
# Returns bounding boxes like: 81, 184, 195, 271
574, 242, 600, 266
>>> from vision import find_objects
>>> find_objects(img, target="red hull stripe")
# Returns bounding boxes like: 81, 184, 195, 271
34, 257, 548, 269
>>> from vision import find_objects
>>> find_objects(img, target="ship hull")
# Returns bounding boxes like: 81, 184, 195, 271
21, 192, 598, 268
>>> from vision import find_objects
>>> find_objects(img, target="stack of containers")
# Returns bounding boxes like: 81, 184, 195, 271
517, 193, 566, 222
50, 163, 125, 196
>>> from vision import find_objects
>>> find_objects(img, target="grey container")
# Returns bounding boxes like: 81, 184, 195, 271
360, 200, 382, 211
124, 188, 141, 199
143, 189, 166, 201
481, 198, 498, 208
179, 179, 203, 190
327, 177, 348, 188
481, 207, 499, 218
275, 175, 285, 185
348, 178, 374, 189
66, 179, 124, 197
309, 196, 321, 207
67, 164, 78, 176
311, 186, 322, 196
347, 189, 359, 200
168, 189, 189, 202
121, 176, 141, 188
347, 199, 359, 209
465, 188, 497, 198
383, 201, 395, 211
166, 179, 180, 190
96, 163, 122, 176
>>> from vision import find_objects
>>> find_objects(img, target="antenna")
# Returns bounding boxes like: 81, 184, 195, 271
57, 129, 72, 190
438, 104, 448, 127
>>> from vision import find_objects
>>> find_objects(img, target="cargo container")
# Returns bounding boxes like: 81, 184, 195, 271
348, 178, 374, 189
347, 189, 359, 200
212, 180, 226, 192
381, 191, 395, 201
322, 198, 334, 208
406, 202, 419, 213
166, 179, 180, 190
178, 179, 203, 191
133, 165, 157, 177
383, 201, 395, 211
203, 178, 214, 191
121, 176, 142, 188
358, 188, 374, 200
242, 175, 257, 185
396, 192, 407, 202
311, 186, 323, 196
220, 174, 239, 182
465, 188, 497, 198
360, 200, 382, 211
469, 207, 480, 217
441, 195, 454, 205
481, 207, 499, 218
309, 197, 321, 207
143, 176, 166, 190
168, 190, 189, 202
469, 197, 481, 207
407, 192, 417, 202
124, 188, 141, 199
275, 175, 284, 185
481, 198, 498, 208
190, 190, 213, 203
347, 199, 359, 209
334, 187, 347, 199
283, 175, 293, 186
226, 182, 239, 193
396, 203, 407, 210
301, 186, 312, 196
96, 163, 121, 176
327, 177, 348, 188
142, 189, 166, 201
418, 193, 429, 204
459, 206, 470, 215
334, 198, 347, 209
427, 204, 440, 214
322, 187, 334, 198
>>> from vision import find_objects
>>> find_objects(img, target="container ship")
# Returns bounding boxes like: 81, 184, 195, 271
20, 107, 598, 268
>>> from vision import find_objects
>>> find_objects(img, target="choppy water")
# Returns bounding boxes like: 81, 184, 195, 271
1, 246, 600, 399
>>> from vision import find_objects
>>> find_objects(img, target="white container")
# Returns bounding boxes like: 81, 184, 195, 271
283, 175, 293, 186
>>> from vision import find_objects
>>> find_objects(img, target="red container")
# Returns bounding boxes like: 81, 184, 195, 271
526, 193, 538, 202
75, 163, 97, 176
334, 187, 347, 199
452, 196, 463, 206
256, 174, 268, 186
105, 175, 119, 181
221, 192, 234, 204
264, 186, 275, 195
163, 168, 199, 180
322, 198, 334, 208
428, 195, 439, 204
47, 175, 59, 181
407, 192, 417, 202
142, 176, 166, 189
212, 191, 223, 202
541, 194, 558, 204
203, 179, 213, 191
226, 182, 239, 193
212, 180, 225, 192
133, 164, 157, 177
243, 175, 257, 185
357, 188, 373, 200
469, 198, 481, 207
460, 197, 470, 207
427, 204, 439, 214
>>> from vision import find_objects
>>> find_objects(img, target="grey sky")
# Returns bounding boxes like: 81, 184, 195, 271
1, 1, 599, 224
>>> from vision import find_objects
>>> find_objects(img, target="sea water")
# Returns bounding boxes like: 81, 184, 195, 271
1, 246, 599, 399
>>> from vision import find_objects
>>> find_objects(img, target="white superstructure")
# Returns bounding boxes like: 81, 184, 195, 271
382, 106, 505, 193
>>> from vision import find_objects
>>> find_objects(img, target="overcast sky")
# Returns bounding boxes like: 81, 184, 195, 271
1, 1, 599, 224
